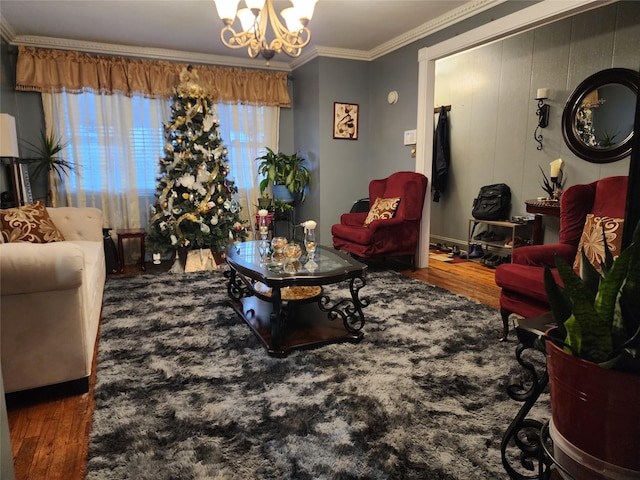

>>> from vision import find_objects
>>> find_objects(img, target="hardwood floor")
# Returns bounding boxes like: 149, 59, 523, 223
6, 255, 501, 480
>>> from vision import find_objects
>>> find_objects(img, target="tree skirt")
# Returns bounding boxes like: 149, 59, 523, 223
87, 269, 549, 479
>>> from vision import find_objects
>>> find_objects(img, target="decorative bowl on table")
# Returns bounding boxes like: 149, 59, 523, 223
283, 242, 302, 273
271, 236, 288, 265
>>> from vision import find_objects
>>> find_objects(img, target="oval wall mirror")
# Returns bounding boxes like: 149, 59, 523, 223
562, 68, 640, 163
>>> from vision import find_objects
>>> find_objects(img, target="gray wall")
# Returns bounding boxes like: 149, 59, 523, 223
293, 57, 371, 244
429, 2, 639, 245
291, 58, 320, 234
294, 1, 639, 249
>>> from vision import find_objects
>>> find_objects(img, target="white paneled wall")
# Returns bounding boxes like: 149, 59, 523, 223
429, 2, 639, 246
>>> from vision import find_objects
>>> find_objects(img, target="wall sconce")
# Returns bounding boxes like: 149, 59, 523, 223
534, 88, 550, 150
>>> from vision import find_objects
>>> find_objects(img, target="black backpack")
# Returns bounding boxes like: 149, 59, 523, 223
472, 184, 511, 221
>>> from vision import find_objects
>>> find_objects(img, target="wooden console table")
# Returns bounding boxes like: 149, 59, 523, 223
525, 200, 560, 245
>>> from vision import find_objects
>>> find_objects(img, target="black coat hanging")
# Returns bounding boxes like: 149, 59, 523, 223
432, 106, 450, 202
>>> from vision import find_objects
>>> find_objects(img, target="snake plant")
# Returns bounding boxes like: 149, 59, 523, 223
544, 221, 640, 374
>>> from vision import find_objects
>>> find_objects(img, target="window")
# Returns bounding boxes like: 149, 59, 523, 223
42, 91, 279, 230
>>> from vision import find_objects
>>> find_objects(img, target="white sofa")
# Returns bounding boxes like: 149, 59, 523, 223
0, 207, 106, 393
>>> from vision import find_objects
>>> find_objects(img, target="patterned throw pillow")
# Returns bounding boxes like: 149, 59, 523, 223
0, 201, 65, 243
364, 197, 401, 226
572, 214, 624, 272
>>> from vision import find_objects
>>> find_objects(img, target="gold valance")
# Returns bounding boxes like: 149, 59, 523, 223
15, 46, 291, 107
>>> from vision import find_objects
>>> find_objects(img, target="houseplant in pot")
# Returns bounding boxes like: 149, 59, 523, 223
543, 221, 640, 477
256, 147, 311, 205
21, 129, 74, 206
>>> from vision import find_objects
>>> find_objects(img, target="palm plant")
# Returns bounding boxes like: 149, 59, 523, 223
22, 129, 74, 181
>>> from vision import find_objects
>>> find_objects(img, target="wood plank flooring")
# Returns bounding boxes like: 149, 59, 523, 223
6, 255, 501, 480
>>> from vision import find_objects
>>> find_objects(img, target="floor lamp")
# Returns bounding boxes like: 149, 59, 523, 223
0, 113, 23, 207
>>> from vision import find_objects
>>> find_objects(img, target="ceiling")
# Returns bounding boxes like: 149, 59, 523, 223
0, 0, 509, 70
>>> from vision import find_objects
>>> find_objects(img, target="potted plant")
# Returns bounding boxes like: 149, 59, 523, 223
257, 193, 272, 210
542, 222, 640, 477
21, 129, 75, 206
256, 147, 311, 205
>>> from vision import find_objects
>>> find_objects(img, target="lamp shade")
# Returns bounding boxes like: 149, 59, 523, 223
0, 113, 19, 158
237, 8, 257, 32
213, 0, 240, 21
291, 0, 317, 21
281, 7, 304, 32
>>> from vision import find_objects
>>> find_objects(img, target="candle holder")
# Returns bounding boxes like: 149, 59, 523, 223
257, 209, 271, 240
301, 220, 318, 268
539, 166, 565, 201
550, 177, 562, 200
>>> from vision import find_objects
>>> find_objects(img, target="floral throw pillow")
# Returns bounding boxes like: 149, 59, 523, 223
572, 214, 624, 272
0, 201, 65, 243
364, 197, 401, 226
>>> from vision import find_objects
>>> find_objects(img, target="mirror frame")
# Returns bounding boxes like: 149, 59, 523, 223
562, 68, 640, 164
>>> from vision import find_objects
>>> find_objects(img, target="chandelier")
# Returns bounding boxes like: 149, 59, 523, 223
213, 0, 318, 61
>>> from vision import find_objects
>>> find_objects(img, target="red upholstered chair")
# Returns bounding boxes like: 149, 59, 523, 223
494, 176, 628, 340
331, 171, 428, 270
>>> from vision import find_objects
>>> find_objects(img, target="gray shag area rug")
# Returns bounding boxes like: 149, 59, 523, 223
86, 268, 549, 480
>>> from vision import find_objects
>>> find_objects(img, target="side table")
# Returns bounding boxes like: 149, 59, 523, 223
116, 228, 146, 273
525, 200, 560, 245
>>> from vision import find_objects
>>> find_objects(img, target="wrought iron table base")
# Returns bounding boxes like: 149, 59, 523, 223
225, 269, 367, 356
501, 314, 555, 480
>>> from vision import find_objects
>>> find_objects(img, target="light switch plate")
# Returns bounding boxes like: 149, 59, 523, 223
404, 129, 416, 145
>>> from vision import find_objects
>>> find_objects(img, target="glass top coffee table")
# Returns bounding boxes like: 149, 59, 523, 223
225, 241, 369, 356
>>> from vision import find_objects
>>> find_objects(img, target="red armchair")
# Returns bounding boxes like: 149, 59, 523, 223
331, 171, 428, 270
494, 176, 628, 340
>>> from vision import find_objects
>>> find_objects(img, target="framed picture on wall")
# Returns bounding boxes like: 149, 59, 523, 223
333, 102, 359, 140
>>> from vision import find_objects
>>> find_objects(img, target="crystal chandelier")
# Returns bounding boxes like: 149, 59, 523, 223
213, 0, 318, 61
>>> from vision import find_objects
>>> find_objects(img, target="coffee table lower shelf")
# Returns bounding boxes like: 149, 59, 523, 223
229, 295, 364, 357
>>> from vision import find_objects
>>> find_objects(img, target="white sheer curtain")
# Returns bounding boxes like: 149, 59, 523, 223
41, 93, 279, 242
42, 92, 167, 231
217, 103, 279, 233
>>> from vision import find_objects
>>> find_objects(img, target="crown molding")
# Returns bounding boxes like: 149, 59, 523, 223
3, 33, 292, 71
289, 0, 509, 69
368, 0, 508, 60
0, 17, 16, 43
0, 0, 512, 71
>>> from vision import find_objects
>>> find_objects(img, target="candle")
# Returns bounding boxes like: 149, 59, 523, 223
536, 88, 549, 99
301, 220, 317, 232
550, 158, 563, 178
